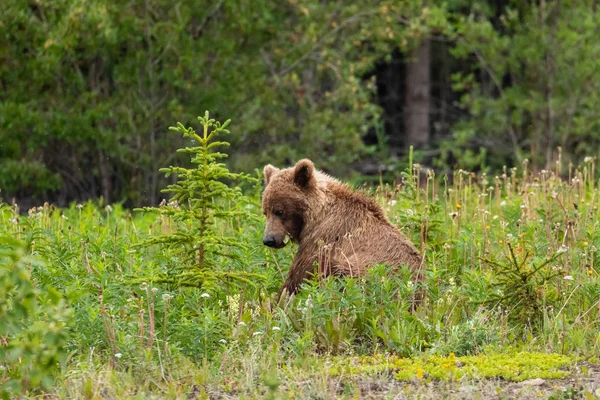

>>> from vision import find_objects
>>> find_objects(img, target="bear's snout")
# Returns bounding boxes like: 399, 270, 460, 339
263, 236, 277, 247
263, 234, 286, 249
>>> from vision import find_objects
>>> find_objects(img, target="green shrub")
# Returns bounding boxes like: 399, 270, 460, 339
0, 237, 71, 399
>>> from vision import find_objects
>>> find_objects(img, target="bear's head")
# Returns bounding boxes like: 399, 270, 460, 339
261, 159, 319, 248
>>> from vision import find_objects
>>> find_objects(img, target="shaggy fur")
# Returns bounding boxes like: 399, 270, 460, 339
262, 159, 424, 299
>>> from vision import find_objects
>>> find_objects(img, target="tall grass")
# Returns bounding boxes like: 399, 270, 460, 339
1, 155, 599, 398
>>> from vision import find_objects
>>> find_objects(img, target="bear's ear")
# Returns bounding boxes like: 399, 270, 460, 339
293, 159, 315, 188
263, 164, 279, 186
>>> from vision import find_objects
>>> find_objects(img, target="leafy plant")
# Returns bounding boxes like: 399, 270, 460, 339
283, 265, 424, 355
0, 237, 71, 399
135, 111, 263, 290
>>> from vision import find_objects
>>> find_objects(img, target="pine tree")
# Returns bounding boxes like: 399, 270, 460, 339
135, 111, 262, 290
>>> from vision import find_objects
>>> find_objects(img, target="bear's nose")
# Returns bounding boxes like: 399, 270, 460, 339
263, 236, 277, 247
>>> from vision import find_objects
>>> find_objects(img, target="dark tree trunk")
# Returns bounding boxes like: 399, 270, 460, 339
404, 39, 431, 149
98, 150, 112, 204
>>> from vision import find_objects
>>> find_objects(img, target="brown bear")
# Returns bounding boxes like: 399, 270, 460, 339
262, 158, 424, 301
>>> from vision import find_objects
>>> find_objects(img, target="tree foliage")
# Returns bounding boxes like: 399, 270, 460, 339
2, 0, 600, 205
445, 0, 600, 169
0, 0, 435, 205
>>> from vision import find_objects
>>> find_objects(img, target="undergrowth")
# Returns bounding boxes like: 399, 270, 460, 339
0, 116, 599, 398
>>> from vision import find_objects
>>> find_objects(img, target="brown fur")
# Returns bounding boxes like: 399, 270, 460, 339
262, 159, 424, 301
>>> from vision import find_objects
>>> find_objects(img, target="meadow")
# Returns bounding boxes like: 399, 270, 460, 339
2, 123, 600, 399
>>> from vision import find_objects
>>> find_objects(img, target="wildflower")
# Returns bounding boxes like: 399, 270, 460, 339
272, 326, 281, 331
500, 200, 507, 207
140, 283, 148, 290
563, 275, 574, 281
105, 205, 113, 212
114, 353, 122, 359
556, 245, 569, 255
253, 331, 263, 337
588, 270, 593, 276
219, 339, 227, 344
162, 293, 173, 301
486, 225, 490, 230
416, 367, 424, 380
449, 212, 458, 219
584, 241, 589, 246
226, 294, 241, 318
238, 321, 246, 327
456, 203, 462, 209
388, 200, 397, 206
151, 287, 158, 293
200, 293, 210, 298
76, 204, 84, 210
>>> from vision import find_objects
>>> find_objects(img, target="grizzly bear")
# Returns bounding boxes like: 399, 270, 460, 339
262, 158, 423, 301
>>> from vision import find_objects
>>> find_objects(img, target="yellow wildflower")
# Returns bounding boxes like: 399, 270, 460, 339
416, 367, 424, 380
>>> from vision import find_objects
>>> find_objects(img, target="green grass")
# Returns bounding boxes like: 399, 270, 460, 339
1, 158, 600, 399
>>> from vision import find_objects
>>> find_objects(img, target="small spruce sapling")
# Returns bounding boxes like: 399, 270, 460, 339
135, 111, 262, 290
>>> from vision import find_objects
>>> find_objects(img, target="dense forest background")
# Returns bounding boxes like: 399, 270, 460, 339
2, 0, 600, 207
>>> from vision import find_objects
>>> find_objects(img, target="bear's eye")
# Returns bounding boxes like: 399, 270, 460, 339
274, 210, 284, 217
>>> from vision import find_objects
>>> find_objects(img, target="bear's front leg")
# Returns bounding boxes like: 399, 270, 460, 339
276, 249, 324, 301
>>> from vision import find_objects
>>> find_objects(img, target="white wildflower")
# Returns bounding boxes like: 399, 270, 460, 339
253, 331, 263, 337
563, 275, 574, 281
114, 353, 122, 359
200, 293, 210, 298
272, 327, 281, 331
556, 245, 569, 255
